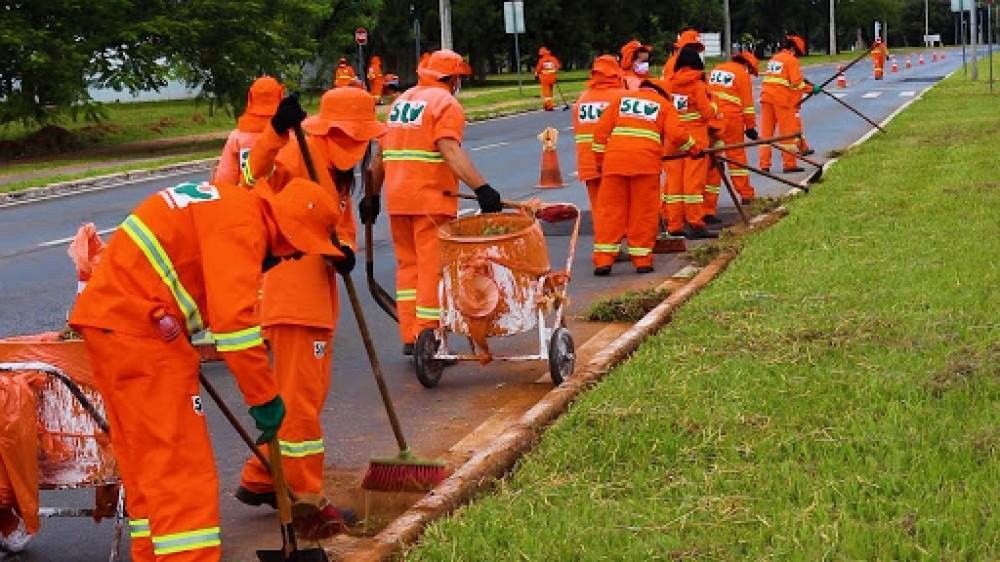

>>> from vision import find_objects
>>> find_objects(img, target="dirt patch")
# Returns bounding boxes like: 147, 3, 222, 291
926, 345, 999, 397
747, 196, 784, 217
0, 125, 84, 159
686, 231, 744, 267
583, 288, 671, 323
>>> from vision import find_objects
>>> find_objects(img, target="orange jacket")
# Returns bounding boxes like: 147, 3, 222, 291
334, 63, 357, 88
707, 61, 757, 129
592, 85, 695, 176
535, 54, 561, 83
668, 68, 720, 132
573, 86, 625, 181
761, 49, 808, 107
871, 45, 888, 67
215, 127, 262, 186
244, 125, 357, 329
69, 181, 277, 406
382, 82, 466, 216
662, 51, 679, 82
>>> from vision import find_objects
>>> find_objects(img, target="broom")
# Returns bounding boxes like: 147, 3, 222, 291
289, 115, 447, 492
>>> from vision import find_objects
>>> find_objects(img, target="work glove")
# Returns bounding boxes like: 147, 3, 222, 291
358, 194, 380, 224
330, 244, 356, 275
474, 183, 503, 213
745, 128, 759, 141
262, 251, 302, 273
271, 94, 307, 136
249, 395, 285, 445
810, 83, 822, 95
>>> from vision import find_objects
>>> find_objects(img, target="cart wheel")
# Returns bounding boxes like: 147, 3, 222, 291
548, 327, 576, 386
415, 328, 445, 388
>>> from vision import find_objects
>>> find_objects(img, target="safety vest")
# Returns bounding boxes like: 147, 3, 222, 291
573, 87, 625, 181
707, 61, 757, 129
761, 50, 807, 107
592, 86, 694, 176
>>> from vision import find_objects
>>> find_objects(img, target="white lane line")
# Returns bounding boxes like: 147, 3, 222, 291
831, 92, 848, 98
38, 226, 117, 248
862, 91, 883, 99
899, 91, 916, 97
470, 141, 509, 152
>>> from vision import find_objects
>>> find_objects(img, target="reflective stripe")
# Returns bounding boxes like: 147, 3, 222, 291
416, 306, 440, 320
628, 247, 652, 257
279, 439, 324, 458
214, 326, 263, 352
662, 194, 685, 203
383, 149, 444, 163
611, 126, 661, 143
396, 289, 416, 301
591, 143, 606, 153
705, 185, 721, 194
678, 112, 702, 122
712, 91, 742, 105
129, 518, 151, 539
593, 243, 621, 253
729, 169, 750, 177
679, 137, 696, 152
743, 107, 756, 114
685, 194, 704, 203
241, 154, 256, 186
575, 133, 594, 144
763, 76, 791, 87
121, 215, 205, 335
152, 527, 221, 556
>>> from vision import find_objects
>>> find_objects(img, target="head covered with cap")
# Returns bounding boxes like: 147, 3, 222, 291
238, 76, 284, 132
675, 29, 704, 52
733, 50, 760, 75
417, 49, 472, 89
588, 55, 624, 88
255, 177, 345, 258
620, 39, 653, 71
785, 34, 807, 56
301, 87, 388, 171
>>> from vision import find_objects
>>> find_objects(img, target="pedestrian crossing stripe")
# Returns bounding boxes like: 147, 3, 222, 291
862, 92, 883, 98
900, 91, 916, 97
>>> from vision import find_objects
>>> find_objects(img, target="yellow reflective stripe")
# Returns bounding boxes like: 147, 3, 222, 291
763, 76, 791, 86
679, 137, 696, 152
705, 185, 721, 194
743, 107, 756, 114
241, 154, 256, 186
152, 526, 221, 555
575, 133, 594, 143
662, 194, 685, 203
678, 112, 702, 122
593, 243, 620, 253
628, 247, 652, 256
591, 143, 606, 153
611, 126, 661, 143
416, 306, 440, 320
684, 194, 704, 203
383, 149, 444, 163
729, 169, 750, 177
129, 518, 151, 538
712, 91, 743, 105
121, 215, 204, 335
279, 439, 324, 458
396, 289, 416, 301
214, 326, 263, 352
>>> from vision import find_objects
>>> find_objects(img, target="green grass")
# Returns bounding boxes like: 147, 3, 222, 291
407, 59, 1000, 560
582, 288, 671, 323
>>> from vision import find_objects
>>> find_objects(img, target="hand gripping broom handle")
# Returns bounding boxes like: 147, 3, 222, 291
797, 49, 870, 107
292, 124, 411, 453
361, 142, 399, 322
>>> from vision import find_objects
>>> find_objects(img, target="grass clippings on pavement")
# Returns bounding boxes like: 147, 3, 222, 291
582, 288, 671, 323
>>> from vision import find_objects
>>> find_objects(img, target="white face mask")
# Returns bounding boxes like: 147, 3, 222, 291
633, 61, 650, 75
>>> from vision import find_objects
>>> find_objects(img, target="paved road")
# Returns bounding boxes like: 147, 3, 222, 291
0, 50, 966, 561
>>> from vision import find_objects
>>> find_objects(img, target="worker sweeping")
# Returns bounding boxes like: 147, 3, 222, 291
534, 47, 561, 111
663, 43, 721, 239
662, 27, 702, 82
705, 50, 760, 211
591, 78, 701, 275
759, 34, 819, 173
573, 55, 626, 212
620, 40, 653, 90
368, 55, 385, 104
871, 38, 889, 80
363, 49, 503, 356
334, 57, 357, 88
213, 76, 284, 185
69, 142, 352, 560
234, 88, 386, 524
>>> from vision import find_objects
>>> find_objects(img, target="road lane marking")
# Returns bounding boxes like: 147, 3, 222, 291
899, 91, 916, 97
470, 141, 509, 151
831, 92, 848, 98
38, 227, 117, 248
862, 91, 883, 98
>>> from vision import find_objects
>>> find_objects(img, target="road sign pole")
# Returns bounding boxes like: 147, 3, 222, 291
971, 0, 979, 79
514, 30, 522, 95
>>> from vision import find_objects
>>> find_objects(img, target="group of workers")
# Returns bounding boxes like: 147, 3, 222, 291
333, 55, 400, 103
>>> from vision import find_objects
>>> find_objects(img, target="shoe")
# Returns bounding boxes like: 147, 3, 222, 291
635, 266, 654, 274
782, 166, 805, 173
740, 197, 754, 205
684, 225, 719, 239
667, 230, 685, 237
593, 266, 612, 276
235, 486, 277, 509
801, 148, 816, 156
403, 343, 414, 356
703, 214, 723, 225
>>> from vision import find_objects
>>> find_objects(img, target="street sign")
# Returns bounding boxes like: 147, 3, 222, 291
503, 1, 525, 34
701, 32, 723, 57
355, 27, 368, 45
923, 34, 942, 43
951, 0, 972, 12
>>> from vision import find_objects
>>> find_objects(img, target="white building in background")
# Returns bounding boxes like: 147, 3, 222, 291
87, 78, 199, 103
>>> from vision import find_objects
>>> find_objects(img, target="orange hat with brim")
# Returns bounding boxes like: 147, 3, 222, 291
417, 49, 472, 80
620, 40, 652, 69
257, 177, 342, 257
676, 30, 704, 52
733, 51, 760, 75
245, 76, 284, 117
589, 55, 623, 87
302, 87, 387, 142
787, 35, 807, 55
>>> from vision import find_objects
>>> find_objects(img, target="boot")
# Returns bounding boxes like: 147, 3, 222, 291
740, 197, 754, 205
782, 166, 805, 173
593, 265, 612, 276
635, 265, 654, 274
236, 486, 277, 509
703, 214, 723, 225
684, 225, 719, 239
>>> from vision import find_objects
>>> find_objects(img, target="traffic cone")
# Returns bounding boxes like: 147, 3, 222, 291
836, 66, 847, 88
919, 54, 925, 65
905, 57, 912, 69
931, 52, 938, 62
535, 127, 565, 189
891, 58, 899, 73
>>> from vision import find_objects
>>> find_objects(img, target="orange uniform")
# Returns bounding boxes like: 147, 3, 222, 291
663, 68, 719, 233
70, 182, 281, 562
662, 29, 704, 83
592, 83, 695, 270
214, 76, 283, 185
535, 48, 561, 111
573, 56, 625, 210
620, 40, 652, 90
368, 56, 385, 102
238, 88, 384, 498
334, 59, 357, 88
872, 41, 888, 79
382, 69, 468, 343
759, 47, 809, 171
705, 58, 758, 207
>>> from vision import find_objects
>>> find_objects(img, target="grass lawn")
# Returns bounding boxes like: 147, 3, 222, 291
406, 60, 1000, 560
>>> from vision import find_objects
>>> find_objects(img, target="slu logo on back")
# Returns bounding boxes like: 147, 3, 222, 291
767, 61, 784, 74
388, 101, 428, 126
159, 182, 220, 209
672, 94, 690, 112
618, 97, 660, 121
709, 70, 736, 87
577, 102, 609, 123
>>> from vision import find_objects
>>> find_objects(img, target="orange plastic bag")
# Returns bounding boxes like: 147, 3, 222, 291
0, 372, 44, 535
67, 223, 106, 292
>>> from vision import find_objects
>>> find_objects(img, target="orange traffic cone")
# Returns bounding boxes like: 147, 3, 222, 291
919, 54, 925, 65
536, 127, 565, 189
905, 57, 912, 69
836, 66, 847, 88
891, 58, 899, 73
931, 52, 938, 62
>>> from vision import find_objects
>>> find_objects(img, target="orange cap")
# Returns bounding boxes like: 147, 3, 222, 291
589, 55, 623, 87
338, 57, 349, 65
733, 50, 760, 75
302, 87, 387, 169
417, 49, 472, 80
539, 46, 550, 56
245, 76, 284, 117
676, 29, 704, 52
620, 40, 652, 69
787, 35, 806, 55
257, 177, 341, 257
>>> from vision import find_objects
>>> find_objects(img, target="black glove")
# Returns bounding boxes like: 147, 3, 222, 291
271, 94, 307, 135
331, 244, 355, 275
745, 128, 759, 141
474, 183, 503, 213
358, 194, 380, 224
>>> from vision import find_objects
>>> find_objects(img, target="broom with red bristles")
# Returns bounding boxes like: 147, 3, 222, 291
289, 108, 447, 492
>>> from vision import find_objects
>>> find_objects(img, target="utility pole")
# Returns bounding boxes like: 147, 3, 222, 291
971, 0, 979, 79
830, 0, 837, 54
439, 0, 453, 50
412, 4, 421, 76
723, 0, 732, 58
925, 0, 930, 46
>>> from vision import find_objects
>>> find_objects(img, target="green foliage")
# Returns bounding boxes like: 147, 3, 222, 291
583, 289, 671, 323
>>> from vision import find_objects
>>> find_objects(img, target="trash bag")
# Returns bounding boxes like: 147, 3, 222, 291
67, 223, 106, 292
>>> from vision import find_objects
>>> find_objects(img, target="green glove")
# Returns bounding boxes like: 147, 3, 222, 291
811, 84, 822, 95
248, 395, 285, 445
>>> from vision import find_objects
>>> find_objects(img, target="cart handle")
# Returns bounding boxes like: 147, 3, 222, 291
444, 191, 580, 223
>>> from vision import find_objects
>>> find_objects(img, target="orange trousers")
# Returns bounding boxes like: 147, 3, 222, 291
240, 325, 333, 496
759, 101, 800, 170
390, 214, 451, 344
663, 127, 710, 233
592, 173, 660, 268
80, 327, 220, 562
705, 117, 755, 214
540, 79, 555, 110
584, 178, 600, 214
369, 79, 384, 102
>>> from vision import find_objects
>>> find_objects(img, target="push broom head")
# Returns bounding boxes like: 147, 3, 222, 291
361, 450, 448, 493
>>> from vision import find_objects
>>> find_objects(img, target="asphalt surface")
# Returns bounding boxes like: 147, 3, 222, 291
0, 50, 967, 561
